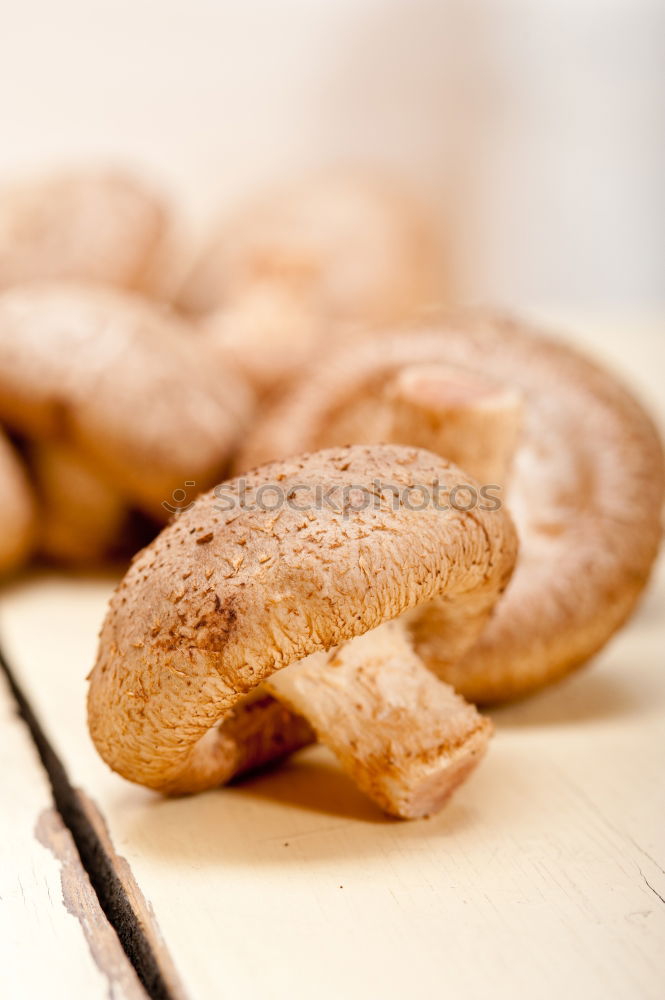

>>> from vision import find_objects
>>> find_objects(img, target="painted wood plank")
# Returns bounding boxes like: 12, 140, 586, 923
1, 318, 664, 1000
0, 666, 146, 1000
1, 556, 663, 1000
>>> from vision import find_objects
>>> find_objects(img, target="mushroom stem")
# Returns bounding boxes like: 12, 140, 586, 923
200, 693, 316, 782
29, 442, 129, 564
386, 363, 523, 486
265, 620, 491, 819
0, 430, 36, 575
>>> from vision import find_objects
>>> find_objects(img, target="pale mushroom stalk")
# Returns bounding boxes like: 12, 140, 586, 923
87, 446, 516, 818
266, 621, 490, 819
386, 363, 524, 487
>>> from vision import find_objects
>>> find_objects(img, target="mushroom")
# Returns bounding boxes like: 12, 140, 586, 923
27, 441, 142, 565
0, 282, 254, 528
385, 363, 524, 486
0, 168, 168, 293
209, 364, 524, 778
199, 280, 328, 398
0, 430, 36, 576
179, 170, 443, 396
87, 444, 517, 818
238, 312, 665, 703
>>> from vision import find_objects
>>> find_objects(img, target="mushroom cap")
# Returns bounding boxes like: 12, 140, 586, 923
0, 169, 168, 292
238, 312, 665, 701
87, 444, 516, 792
0, 430, 36, 576
0, 282, 253, 517
177, 170, 441, 322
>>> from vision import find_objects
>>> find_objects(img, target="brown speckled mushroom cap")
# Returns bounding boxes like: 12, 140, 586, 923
177, 170, 441, 322
0, 169, 168, 293
0, 429, 36, 576
238, 313, 665, 702
0, 282, 253, 517
87, 444, 516, 794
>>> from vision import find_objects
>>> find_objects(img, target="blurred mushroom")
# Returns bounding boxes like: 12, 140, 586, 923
238, 313, 665, 702
179, 171, 443, 396
199, 280, 327, 397
27, 441, 139, 565
0, 282, 254, 528
87, 445, 516, 818
0, 430, 36, 576
0, 169, 169, 293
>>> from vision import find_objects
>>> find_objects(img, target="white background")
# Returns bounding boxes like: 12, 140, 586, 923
1, 0, 663, 309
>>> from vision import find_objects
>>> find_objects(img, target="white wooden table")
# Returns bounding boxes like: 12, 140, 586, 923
1, 315, 664, 1000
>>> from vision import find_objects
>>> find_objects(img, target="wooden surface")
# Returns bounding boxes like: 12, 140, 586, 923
1, 316, 664, 1000
1, 566, 664, 1000
0, 667, 145, 1000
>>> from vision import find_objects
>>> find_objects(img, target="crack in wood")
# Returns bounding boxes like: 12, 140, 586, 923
36, 807, 147, 1000
0, 645, 188, 1000
639, 868, 665, 907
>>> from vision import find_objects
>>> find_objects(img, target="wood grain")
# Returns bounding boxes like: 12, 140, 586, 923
1, 318, 664, 1000
0, 668, 146, 1000
1, 557, 664, 1000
